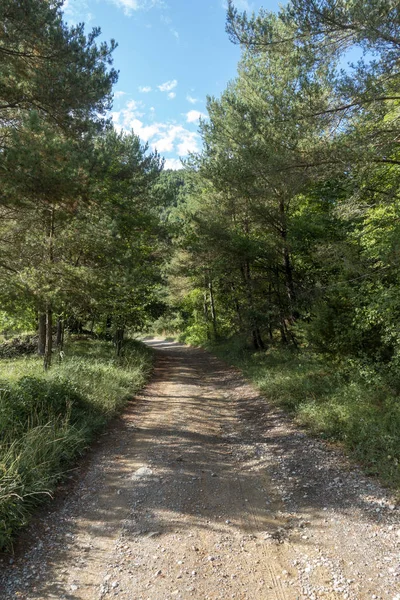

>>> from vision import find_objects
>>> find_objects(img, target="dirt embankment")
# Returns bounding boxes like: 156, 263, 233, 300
1, 340, 399, 600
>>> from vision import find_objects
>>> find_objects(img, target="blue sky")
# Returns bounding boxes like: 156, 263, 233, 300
63, 0, 281, 168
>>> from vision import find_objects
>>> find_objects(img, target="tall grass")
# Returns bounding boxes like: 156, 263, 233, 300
208, 339, 400, 490
0, 338, 153, 550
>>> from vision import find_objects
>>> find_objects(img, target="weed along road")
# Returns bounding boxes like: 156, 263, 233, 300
1, 340, 399, 600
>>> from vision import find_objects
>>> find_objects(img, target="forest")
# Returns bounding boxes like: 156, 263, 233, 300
0, 0, 399, 548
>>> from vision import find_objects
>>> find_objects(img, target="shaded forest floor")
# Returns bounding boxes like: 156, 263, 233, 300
203, 339, 400, 490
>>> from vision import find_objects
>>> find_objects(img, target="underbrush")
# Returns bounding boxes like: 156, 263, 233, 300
207, 338, 400, 490
0, 338, 153, 550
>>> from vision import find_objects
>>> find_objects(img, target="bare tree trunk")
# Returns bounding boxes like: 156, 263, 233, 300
241, 262, 264, 350
203, 287, 211, 340
208, 278, 218, 340
38, 312, 46, 355
44, 306, 53, 370
231, 283, 243, 330
255, 326, 264, 350
114, 328, 125, 357
43, 204, 55, 370
279, 198, 296, 322
268, 284, 274, 340
56, 317, 64, 350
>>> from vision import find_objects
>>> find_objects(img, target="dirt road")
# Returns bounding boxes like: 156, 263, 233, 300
1, 340, 399, 599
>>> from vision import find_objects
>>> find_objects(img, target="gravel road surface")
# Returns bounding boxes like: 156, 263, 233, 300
1, 339, 399, 600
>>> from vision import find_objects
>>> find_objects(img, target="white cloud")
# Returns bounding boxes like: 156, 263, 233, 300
153, 135, 174, 153
186, 110, 207, 123
153, 124, 200, 156
111, 0, 139, 15
139, 86, 152, 93
112, 101, 201, 158
150, 125, 182, 153
114, 90, 127, 99
111, 0, 165, 16
158, 79, 178, 92
111, 99, 146, 132
168, 92, 176, 100
123, 99, 145, 117
150, 124, 199, 156
177, 132, 199, 155
63, 0, 93, 24
187, 95, 199, 104
131, 119, 163, 141
164, 158, 183, 170
222, 0, 252, 10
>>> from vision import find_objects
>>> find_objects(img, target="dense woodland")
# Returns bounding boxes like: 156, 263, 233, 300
156, 0, 400, 486
0, 0, 400, 547
164, 0, 400, 364
3, 0, 400, 366
0, 0, 166, 368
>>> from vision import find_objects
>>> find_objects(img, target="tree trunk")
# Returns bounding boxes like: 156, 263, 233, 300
279, 198, 296, 321
203, 288, 211, 340
44, 306, 53, 370
268, 284, 274, 340
43, 204, 54, 369
231, 283, 243, 330
255, 327, 264, 350
38, 312, 46, 355
56, 317, 64, 349
280, 321, 288, 344
114, 327, 125, 357
241, 262, 264, 350
208, 278, 218, 340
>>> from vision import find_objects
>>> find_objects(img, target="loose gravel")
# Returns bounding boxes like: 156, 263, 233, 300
0, 339, 399, 600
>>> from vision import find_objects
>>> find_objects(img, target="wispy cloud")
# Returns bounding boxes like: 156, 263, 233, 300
139, 86, 152, 93
63, 0, 93, 24
111, 0, 165, 16
158, 80, 178, 93
114, 90, 127, 99
187, 95, 199, 105
168, 92, 176, 100
161, 15, 180, 40
222, 0, 253, 10
186, 110, 207, 123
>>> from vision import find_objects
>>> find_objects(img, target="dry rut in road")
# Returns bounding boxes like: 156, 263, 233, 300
1, 340, 399, 600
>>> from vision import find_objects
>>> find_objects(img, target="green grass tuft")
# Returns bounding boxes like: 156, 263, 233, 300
208, 339, 400, 490
0, 338, 153, 550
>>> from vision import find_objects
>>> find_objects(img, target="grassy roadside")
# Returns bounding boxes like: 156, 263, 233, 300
204, 339, 400, 491
0, 337, 153, 550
